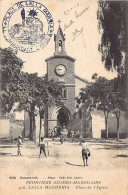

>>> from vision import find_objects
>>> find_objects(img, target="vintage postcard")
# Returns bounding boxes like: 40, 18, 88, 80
0, 0, 128, 195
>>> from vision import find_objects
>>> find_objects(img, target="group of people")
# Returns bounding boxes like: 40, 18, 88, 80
17, 129, 90, 166
49, 125, 69, 144
49, 125, 75, 144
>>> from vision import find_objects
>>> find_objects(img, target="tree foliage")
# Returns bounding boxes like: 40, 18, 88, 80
0, 48, 23, 114
16, 72, 63, 114
76, 75, 126, 139
15, 72, 63, 140
76, 76, 113, 112
97, 1, 127, 72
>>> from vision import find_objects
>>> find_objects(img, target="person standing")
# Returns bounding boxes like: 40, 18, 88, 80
51, 130, 55, 141
48, 129, 51, 137
81, 140, 90, 166
71, 131, 75, 142
63, 125, 68, 141
39, 137, 47, 158
60, 128, 64, 144
17, 135, 22, 156
21, 8, 25, 27
79, 132, 83, 145
60, 134, 64, 144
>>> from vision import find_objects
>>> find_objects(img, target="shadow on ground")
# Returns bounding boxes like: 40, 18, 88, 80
28, 155, 39, 159
52, 143, 62, 145
114, 154, 128, 158
94, 144, 128, 150
65, 161, 83, 167
0, 146, 17, 148
0, 152, 17, 157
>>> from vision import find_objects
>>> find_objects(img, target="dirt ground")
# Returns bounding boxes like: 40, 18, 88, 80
0, 138, 128, 195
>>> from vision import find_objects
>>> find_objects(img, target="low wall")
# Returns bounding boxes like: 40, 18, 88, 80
108, 115, 128, 138
0, 118, 9, 137
92, 110, 128, 138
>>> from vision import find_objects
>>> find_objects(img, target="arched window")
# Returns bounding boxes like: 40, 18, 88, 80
58, 40, 62, 52
63, 89, 67, 99
61, 88, 67, 99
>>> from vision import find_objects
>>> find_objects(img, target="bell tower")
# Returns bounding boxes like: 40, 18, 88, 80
54, 20, 67, 56
45, 22, 75, 137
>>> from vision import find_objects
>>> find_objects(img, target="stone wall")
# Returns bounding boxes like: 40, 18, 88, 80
0, 118, 9, 138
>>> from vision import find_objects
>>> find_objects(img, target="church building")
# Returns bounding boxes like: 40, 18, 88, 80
44, 24, 92, 138
45, 25, 75, 136
24, 24, 91, 142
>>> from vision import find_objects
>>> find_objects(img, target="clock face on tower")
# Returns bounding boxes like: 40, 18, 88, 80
55, 64, 67, 76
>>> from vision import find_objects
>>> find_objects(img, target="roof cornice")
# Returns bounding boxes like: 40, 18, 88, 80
45, 55, 75, 62
75, 75, 89, 84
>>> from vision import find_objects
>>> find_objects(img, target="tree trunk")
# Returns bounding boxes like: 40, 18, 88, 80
116, 117, 120, 141
33, 115, 35, 141
105, 116, 108, 139
39, 111, 42, 145
29, 114, 33, 140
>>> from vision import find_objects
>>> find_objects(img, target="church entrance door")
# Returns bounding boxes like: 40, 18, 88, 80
49, 106, 71, 137
57, 109, 69, 127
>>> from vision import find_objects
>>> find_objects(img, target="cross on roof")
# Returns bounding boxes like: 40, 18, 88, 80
57, 19, 61, 26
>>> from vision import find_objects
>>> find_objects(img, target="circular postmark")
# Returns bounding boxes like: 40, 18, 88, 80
2, 1, 54, 53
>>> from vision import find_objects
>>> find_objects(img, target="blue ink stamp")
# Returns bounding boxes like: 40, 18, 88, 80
2, 1, 54, 53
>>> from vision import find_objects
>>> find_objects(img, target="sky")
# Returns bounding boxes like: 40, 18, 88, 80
0, 0, 117, 83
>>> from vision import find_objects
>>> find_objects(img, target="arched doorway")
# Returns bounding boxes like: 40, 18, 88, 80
56, 107, 71, 136
49, 106, 71, 136
57, 108, 69, 127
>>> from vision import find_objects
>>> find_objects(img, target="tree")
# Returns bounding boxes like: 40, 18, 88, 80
76, 76, 114, 138
111, 76, 126, 140
16, 72, 40, 140
95, 77, 114, 138
91, 73, 98, 81
0, 47, 23, 115
76, 74, 126, 140
97, 1, 128, 119
97, 1, 127, 72
16, 72, 63, 140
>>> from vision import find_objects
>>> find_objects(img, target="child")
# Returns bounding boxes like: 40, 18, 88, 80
71, 131, 75, 142
81, 140, 90, 166
60, 134, 64, 144
39, 137, 47, 158
79, 133, 83, 145
17, 135, 22, 156
62, 125, 68, 141
51, 130, 55, 141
